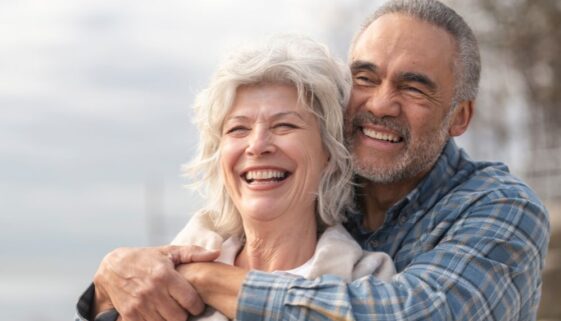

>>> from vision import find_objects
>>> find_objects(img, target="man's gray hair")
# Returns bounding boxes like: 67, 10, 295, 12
184, 34, 354, 237
350, 0, 481, 105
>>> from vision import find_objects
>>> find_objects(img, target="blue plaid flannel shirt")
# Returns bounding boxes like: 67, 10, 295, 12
236, 139, 550, 321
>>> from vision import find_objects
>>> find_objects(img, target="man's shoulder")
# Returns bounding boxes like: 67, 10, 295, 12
434, 156, 549, 239
421, 140, 541, 210
450, 157, 543, 206
423, 142, 547, 221
412, 153, 549, 252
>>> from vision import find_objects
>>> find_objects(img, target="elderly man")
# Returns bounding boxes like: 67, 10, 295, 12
77, 0, 549, 320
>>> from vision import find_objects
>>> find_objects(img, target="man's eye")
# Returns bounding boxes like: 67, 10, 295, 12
404, 86, 424, 94
354, 76, 371, 85
353, 74, 380, 87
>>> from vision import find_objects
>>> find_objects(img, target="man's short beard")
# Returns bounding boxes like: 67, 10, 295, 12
345, 112, 452, 184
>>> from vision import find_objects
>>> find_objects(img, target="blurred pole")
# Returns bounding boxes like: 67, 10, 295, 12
145, 175, 165, 246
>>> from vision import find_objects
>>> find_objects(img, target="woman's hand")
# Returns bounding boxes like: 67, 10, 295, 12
177, 262, 249, 320
93, 245, 218, 321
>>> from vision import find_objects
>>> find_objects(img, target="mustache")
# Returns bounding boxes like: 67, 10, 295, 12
349, 112, 410, 141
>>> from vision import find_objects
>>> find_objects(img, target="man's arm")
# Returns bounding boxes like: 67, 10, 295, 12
211, 196, 549, 321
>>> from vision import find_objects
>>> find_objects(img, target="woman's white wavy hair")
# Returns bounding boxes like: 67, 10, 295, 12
183, 34, 354, 237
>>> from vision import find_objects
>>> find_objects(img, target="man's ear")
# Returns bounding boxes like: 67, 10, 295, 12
448, 100, 474, 137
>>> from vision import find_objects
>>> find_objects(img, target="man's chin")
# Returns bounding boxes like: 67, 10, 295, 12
352, 160, 407, 184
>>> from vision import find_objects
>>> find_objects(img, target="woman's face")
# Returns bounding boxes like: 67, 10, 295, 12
220, 83, 329, 225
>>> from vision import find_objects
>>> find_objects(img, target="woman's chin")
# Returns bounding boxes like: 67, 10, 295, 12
239, 203, 290, 225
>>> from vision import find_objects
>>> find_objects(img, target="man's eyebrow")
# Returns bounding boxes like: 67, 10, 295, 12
350, 60, 378, 73
397, 72, 437, 92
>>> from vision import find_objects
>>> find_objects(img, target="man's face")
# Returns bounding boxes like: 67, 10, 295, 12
345, 13, 457, 184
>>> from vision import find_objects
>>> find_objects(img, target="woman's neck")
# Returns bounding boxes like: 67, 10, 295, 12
235, 212, 317, 272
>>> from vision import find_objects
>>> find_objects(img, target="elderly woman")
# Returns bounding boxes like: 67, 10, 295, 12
81, 35, 395, 321
170, 34, 395, 321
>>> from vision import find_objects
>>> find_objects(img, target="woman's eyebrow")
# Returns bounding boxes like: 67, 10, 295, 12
224, 112, 306, 123
223, 115, 249, 122
271, 111, 306, 121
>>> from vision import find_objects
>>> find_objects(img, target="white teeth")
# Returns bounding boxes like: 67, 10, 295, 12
362, 128, 400, 143
245, 170, 286, 180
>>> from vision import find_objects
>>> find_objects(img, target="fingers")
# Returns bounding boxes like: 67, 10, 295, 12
189, 247, 220, 262
117, 290, 166, 321
119, 301, 155, 321
168, 271, 206, 316
145, 265, 192, 320
164, 245, 220, 265
97, 246, 211, 321
119, 284, 185, 321
155, 301, 189, 321
145, 262, 191, 321
152, 292, 189, 321
100, 247, 191, 321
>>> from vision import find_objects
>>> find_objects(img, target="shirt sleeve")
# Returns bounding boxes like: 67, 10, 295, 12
235, 195, 550, 321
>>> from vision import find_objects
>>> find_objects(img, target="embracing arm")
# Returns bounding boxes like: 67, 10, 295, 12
226, 196, 549, 321
177, 262, 248, 319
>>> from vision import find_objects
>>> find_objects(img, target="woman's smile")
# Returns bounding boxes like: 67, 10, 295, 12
240, 167, 292, 191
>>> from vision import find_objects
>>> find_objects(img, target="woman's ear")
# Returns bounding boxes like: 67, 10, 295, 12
448, 100, 474, 137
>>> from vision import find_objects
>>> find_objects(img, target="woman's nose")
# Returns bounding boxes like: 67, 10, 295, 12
245, 127, 275, 157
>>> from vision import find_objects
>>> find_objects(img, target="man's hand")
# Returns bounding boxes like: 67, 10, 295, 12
93, 245, 219, 321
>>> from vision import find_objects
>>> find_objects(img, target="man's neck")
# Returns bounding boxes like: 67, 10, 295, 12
359, 174, 425, 231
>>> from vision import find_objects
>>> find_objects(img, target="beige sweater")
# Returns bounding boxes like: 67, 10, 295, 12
172, 210, 396, 321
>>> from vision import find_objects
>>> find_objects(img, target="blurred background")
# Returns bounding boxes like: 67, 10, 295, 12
0, 0, 559, 320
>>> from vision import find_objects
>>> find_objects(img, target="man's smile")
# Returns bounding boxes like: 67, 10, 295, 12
361, 127, 403, 143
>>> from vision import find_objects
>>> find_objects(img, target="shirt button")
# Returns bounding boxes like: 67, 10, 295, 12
399, 215, 407, 224
370, 240, 379, 247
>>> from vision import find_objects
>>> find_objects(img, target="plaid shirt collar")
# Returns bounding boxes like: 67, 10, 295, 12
346, 138, 478, 235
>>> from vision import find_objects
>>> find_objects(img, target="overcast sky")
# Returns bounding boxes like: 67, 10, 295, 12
0, 1, 385, 320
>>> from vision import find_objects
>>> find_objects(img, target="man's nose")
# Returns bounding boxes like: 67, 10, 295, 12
245, 127, 275, 157
363, 84, 401, 118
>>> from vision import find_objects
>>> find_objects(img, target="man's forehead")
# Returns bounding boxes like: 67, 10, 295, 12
353, 14, 454, 51
350, 13, 456, 75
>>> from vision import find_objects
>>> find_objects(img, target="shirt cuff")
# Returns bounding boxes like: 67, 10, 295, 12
76, 283, 96, 321
236, 271, 297, 321
94, 309, 119, 321
75, 283, 119, 321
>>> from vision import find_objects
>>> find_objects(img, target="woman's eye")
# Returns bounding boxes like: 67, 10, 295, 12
273, 123, 298, 130
225, 126, 249, 135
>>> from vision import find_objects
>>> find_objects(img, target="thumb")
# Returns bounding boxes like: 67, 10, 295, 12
164, 245, 220, 265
